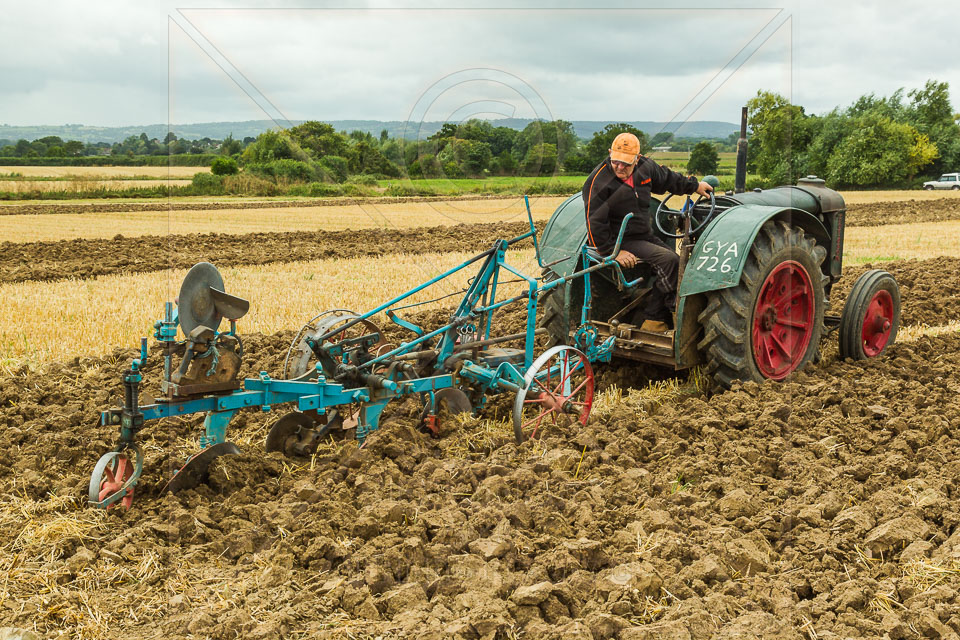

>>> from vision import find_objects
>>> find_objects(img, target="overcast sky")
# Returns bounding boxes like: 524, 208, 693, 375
2, 0, 957, 129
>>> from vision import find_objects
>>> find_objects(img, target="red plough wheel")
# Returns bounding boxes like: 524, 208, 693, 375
513, 346, 594, 444
88, 447, 143, 510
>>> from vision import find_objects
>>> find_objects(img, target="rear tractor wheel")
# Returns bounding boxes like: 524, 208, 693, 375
698, 220, 828, 389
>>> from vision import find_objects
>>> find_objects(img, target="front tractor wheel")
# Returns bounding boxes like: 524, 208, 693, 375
698, 220, 828, 389
838, 270, 900, 360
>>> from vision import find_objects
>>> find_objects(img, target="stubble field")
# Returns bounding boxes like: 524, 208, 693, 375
0, 190, 959, 639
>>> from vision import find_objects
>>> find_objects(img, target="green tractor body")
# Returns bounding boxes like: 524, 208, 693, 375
537, 176, 898, 387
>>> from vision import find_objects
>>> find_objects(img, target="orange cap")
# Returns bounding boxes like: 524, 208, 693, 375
609, 132, 640, 164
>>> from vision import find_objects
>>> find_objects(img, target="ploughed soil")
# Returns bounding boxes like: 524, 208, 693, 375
0, 221, 542, 285
3, 198, 960, 285
844, 197, 960, 227
1, 258, 960, 639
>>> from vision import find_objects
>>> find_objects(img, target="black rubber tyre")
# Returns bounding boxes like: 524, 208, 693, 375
697, 219, 828, 389
838, 270, 900, 360
953, 185, 960, 190
923, 185, 934, 191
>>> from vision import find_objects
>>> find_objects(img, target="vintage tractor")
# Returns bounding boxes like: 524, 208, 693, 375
537, 175, 901, 388
89, 168, 901, 510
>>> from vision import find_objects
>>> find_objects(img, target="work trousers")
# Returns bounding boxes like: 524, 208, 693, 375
619, 237, 679, 323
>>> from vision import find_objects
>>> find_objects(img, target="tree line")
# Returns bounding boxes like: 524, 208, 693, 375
0, 120, 735, 182
0, 132, 253, 159
746, 80, 960, 188
220, 120, 672, 183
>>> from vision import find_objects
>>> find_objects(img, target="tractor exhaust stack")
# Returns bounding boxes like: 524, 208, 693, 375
735, 106, 748, 193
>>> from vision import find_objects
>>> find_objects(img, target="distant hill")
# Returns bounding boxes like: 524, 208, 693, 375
0, 119, 739, 144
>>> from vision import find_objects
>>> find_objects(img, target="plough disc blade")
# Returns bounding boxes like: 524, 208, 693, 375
162, 442, 240, 494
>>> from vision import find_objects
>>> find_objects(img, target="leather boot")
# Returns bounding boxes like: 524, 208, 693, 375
640, 320, 670, 333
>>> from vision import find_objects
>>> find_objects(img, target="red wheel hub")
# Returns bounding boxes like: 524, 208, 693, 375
99, 454, 135, 510
861, 289, 894, 357
752, 260, 815, 380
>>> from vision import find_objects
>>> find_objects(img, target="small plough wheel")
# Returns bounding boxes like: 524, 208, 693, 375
698, 220, 828, 388
513, 346, 594, 444
88, 446, 143, 510
838, 270, 900, 360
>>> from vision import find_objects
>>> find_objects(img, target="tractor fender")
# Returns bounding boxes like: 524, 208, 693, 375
674, 204, 830, 368
678, 204, 830, 297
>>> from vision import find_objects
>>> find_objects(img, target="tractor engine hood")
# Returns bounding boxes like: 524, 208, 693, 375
714, 176, 844, 216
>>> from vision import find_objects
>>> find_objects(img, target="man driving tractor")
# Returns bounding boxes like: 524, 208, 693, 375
582, 132, 714, 332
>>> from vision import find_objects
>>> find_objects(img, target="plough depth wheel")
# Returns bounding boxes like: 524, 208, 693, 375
513, 346, 594, 444
88, 446, 143, 510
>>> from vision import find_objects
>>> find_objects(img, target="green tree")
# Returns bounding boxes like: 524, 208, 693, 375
515, 120, 577, 166
562, 151, 593, 174
437, 138, 492, 176
429, 123, 458, 141
825, 113, 936, 186
63, 140, 84, 157
220, 134, 242, 156
746, 91, 814, 184
582, 123, 648, 168
418, 155, 442, 178
805, 110, 846, 178
211, 156, 239, 175
522, 143, 558, 175
241, 130, 307, 164
443, 160, 464, 178
907, 80, 960, 174
319, 155, 349, 182
348, 140, 400, 176
288, 121, 350, 158
687, 141, 719, 175
379, 139, 404, 165
495, 150, 517, 175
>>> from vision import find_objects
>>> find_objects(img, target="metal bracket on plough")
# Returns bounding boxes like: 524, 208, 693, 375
90, 196, 639, 509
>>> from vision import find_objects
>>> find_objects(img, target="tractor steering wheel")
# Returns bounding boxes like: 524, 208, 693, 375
654, 190, 717, 239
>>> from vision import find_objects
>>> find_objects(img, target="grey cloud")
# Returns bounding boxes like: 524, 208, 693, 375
1, 0, 958, 127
